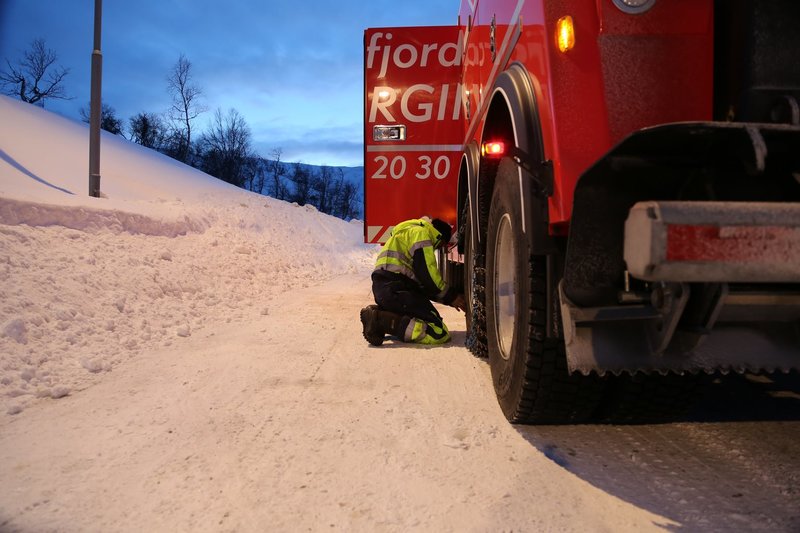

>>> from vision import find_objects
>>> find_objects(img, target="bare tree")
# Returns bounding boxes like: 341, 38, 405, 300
80, 103, 123, 135
166, 54, 205, 163
329, 168, 359, 220
288, 162, 313, 205
337, 180, 359, 220
265, 148, 287, 200
129, 112, 167, 149
197, 108, 254, 187
246, 156, 265, 193
312, 165, 335, 214
0, 38, 70, 106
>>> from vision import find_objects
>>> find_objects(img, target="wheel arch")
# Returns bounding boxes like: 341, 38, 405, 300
480, 62, 555, 256
458, 142, 480, 254
482, 62, 545, 167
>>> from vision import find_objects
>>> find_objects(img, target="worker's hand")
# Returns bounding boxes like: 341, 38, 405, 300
450, 293, 467, 313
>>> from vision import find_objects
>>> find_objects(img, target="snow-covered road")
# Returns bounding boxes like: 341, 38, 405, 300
0, 272, 665, 532
2, 270, 799, 532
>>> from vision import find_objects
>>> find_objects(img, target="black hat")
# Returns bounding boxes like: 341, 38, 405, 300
431, 218, 452, 246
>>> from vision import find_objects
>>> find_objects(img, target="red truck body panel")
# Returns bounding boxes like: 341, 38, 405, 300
363, 26, 464, 243
366, 1, 715, 241
461, 0, 714, 225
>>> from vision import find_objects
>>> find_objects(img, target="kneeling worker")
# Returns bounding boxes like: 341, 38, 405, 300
360, 217, 466, 346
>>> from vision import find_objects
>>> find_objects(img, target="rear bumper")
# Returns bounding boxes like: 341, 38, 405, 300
560, 122, 800, 375
559, 282, 800, 376
625, 201, 800, 282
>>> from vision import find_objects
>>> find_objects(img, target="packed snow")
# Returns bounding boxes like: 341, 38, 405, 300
1, 95, 798, 532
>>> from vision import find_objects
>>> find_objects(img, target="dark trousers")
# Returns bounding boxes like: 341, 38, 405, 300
371, 270, 445, 331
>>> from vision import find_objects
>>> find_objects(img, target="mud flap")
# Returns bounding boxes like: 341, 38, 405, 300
559, 282, 800, 375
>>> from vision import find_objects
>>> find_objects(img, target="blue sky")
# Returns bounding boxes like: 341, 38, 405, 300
0, 0, 456, 167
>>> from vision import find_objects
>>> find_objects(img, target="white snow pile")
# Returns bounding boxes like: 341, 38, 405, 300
0, 95, 374, 416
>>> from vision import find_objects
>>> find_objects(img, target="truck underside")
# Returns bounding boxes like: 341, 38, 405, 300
561, 122, 800, 376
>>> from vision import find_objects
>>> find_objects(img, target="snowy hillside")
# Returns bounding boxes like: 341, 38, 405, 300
0, 95, 374, 417
254, 159, 364, 218
264, 161, 363, 190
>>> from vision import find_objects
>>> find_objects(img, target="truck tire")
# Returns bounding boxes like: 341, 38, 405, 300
486, 157, 604, 424
463, 200, 488, 357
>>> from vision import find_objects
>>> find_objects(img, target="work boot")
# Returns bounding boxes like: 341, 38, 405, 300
360, 305, 405, 346
360, 305, 385, 346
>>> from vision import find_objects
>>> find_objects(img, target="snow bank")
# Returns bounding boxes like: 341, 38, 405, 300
0, 95, 375, 416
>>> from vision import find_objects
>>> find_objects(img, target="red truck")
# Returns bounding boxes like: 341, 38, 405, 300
364, 0, 800, 423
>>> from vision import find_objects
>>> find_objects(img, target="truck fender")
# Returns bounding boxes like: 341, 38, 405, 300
459, 141, 480, 250
483, 63, 555, 256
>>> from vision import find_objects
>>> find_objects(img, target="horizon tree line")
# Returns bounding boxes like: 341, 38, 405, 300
0, 38, 361, 220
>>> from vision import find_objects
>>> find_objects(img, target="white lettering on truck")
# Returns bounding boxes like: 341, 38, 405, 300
366, 31, 465, 79
369, 83, 462, 123
367, 30, 465, 124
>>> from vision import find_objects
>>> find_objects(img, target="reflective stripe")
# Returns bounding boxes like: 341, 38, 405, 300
377, 249, 411, 266
405, 319, 423, 342
375, 263, 417, 281
367, 144, 462, 152
408, 239, 434, 256
378, 226, 394, 243
367, 225, 384, 243
406, 318, 451, 345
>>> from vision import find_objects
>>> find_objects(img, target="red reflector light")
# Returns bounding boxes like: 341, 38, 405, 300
482, 141, 506, 158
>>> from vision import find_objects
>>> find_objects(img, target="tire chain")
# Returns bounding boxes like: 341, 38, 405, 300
465, 261, 488, 358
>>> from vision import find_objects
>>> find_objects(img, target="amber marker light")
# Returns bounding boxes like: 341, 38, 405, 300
556, 15, 575, 53
482, 140, 506, 158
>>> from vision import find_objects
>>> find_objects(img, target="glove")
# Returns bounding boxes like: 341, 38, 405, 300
450, 293, 466, 313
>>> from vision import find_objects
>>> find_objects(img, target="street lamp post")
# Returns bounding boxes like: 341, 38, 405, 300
88, 0, 103, 198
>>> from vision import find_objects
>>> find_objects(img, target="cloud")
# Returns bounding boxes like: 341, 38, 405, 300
253, 122, 363, 167
1, 0, 455, 168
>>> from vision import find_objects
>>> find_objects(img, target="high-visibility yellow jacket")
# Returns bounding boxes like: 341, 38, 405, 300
374, 218, 457, 304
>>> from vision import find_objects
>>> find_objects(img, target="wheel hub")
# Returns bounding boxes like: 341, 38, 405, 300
494, 213, 516, 359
